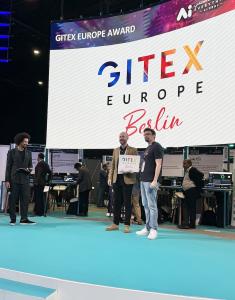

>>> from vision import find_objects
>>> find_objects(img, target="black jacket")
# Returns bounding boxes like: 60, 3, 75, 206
77, 167, 92, 193
99, 169, 108, 187
188, 167, 204, 188
5, 148, 33, 184
35, 160, 52, 186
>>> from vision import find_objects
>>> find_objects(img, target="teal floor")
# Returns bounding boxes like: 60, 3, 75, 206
0, 214, 235, 300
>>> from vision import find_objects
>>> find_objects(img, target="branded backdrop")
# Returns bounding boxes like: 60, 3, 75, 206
47, 0, 235, 149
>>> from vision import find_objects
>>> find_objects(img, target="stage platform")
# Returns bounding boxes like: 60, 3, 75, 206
0, 209, 234, 300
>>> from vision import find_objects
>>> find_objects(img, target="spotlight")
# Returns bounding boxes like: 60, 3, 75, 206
33, 49, 41, 55
37, 81, 43, 86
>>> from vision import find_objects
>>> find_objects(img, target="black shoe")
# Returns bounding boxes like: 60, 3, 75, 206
10, 220, 16, 226
20, 219, 36, 225
177, 225, 190, 229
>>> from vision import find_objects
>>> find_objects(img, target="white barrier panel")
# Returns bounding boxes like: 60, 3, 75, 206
0, 268, 217, 300
0, 145, 10, 182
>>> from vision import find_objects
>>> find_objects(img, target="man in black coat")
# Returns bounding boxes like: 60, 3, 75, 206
179, 159, 204, 229
5, 132, 36, 225
74, 163, 92, 216
97, 163, 108, 207
34, 153, 52, 216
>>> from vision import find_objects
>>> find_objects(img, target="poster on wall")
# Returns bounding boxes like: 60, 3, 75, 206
50, 149, 79, 173
189, 147, 224, 177
189, 154, 223, 177
47, 1, 235, 149
162, 154, 184, 177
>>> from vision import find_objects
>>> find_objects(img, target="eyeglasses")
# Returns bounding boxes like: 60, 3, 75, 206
144, 133, 152, 136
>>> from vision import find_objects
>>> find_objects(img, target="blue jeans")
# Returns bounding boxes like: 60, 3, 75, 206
140, 181, 158, 230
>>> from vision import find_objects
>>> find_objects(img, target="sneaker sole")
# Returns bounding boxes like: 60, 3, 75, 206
136, 232, 149, 236
10, 223, 16, 226
20, 223, 37, 225
148, 237, 157, 240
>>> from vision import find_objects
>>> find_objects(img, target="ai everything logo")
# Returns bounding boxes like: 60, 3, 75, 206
177, 0, 226, 21
176, 5, 193, 21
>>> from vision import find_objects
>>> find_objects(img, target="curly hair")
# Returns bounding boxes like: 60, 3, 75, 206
14, 132, 31, 145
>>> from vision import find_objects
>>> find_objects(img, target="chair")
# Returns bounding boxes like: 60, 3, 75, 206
51, 185, 67, 211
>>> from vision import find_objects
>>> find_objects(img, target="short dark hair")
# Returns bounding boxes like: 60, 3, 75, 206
143, 128, 156, 136
38, 153, 45, 160
184, 159, 192, 166
14, 132, 31, 145
74, 162, 82, 170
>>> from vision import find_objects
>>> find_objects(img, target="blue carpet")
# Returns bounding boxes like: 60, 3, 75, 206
0, 215, 234, 299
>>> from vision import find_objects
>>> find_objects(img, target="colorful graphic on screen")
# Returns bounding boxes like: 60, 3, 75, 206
47, 0, 235, 149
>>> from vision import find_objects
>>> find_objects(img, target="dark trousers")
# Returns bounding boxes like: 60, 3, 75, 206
107, 187, 114, 213
182, 187, 200, 227
113, 176, 133, 226
78, 190, 90, 215
97, 185, 107, 207
9, 183, 30, 221
34, 185, 45, 216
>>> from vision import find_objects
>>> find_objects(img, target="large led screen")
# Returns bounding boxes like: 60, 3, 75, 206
47, 0, 235, 149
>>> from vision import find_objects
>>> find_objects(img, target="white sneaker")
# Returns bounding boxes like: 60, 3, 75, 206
136, 227, 149, 236
148, 229, 158, 240
106, 212, 111, 217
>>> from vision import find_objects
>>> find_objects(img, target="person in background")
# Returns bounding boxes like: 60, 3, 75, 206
5, 132, 36, 225
97, 163, 108, 207
74, 163, 92, 216
106, 132, 138, 233
34, 153, 52, 216
179, 159, 204, 229
106, 186, 114, 217
136, 128, 164, 240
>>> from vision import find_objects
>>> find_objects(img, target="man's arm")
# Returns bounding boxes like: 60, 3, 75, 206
77, 169, 84, 184
150, 159, 162, 188
108, 149, 115, 186
46, 163, 52, 178
28, 151, 33, 172
5, 150, 13, 189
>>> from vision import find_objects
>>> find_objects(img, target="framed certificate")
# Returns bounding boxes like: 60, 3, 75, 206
118, 155, 140, 174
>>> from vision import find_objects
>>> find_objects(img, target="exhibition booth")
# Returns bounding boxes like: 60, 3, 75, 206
0, 1, 235, 300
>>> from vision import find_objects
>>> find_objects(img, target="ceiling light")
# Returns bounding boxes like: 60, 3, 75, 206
33, 49, 41, 55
